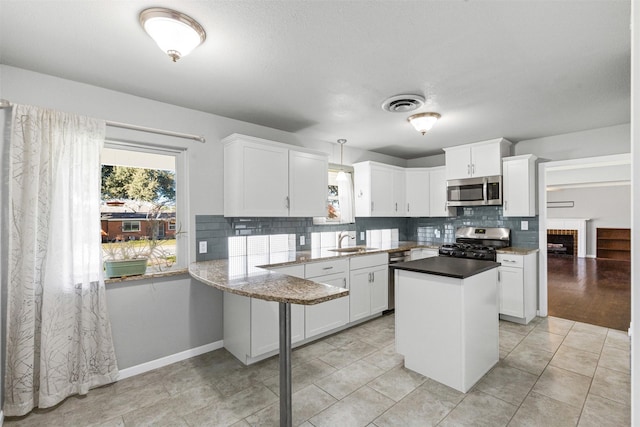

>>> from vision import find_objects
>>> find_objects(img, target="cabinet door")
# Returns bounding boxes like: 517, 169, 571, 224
251, 299, 305, 357
289, 150, 328, 217
445, 146, 472, 180
370, 165, 395, 216
471, 143, 503, 177
498, 266, 524, 317
405, 169, 430, 217
429, 168, 454, 217
369, 266, 389, 314
241, 143, 289, 216
503, 157, 536, 217
349, 268, 372, 322
392, 169, 406, 216
305, 276, 349, 337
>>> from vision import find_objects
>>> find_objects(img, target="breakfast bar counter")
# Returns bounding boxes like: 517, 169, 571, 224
189, 258, 348, 427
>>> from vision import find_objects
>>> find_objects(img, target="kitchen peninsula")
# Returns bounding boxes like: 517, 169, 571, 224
189, 258, 348, 427
391, 256, 500, 393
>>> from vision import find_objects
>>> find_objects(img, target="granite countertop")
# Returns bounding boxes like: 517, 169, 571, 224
189, 258, 348, 305
262, 241, 440, 268
390, 257, 500, 279
496, 247, 539, 255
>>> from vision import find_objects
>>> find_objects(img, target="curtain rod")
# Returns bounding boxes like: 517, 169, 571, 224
0, 98, 206, 143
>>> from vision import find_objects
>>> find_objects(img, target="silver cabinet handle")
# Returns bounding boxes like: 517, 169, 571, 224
322, 266, 333, 270
343, 277, 347, 288
498, 271, 501, 282
395, 202, 398, 212
472, 164, 475, 174
503, 259, 517, 263
504, 200, 508, 211
407, 203, 410, 212
371, 201, 374, 212
285, 196, 290, 209
467, 164, 471, 175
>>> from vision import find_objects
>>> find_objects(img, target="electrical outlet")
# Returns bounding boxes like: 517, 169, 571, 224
521, 221, 529, 231
198, 241, 207, 254
360, 232, 365, 240
300, 235, 305, 246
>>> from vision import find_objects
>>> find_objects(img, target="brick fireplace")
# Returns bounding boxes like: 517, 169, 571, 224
547, 229, 578, 256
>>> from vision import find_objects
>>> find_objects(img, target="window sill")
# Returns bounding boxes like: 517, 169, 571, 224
105, 268, 189, 285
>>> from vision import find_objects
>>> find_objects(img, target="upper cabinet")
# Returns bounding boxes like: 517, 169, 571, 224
354, 161, 406, 217
405, 168, 430, 217
502, 154, 538, 217
444, 138, 512, 180
429, 167, 456, 217
223, 134, 328, 217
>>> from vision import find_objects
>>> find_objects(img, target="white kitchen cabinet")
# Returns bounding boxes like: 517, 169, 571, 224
409, 248, 439, 261
497, 252, 537, 324
502, 155, 537, 217
354, 161, 405, 217
223, 264, 305, 364
429, 167, 455, 217
349, 253, 388, 322
223, 134, 328, 217
289, 150, 329, 217
443, 138, 512, 180
304, 259, 349, 338
405, 168, 430, 217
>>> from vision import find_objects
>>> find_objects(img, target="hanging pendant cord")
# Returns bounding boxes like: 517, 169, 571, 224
0, 99, 206, 143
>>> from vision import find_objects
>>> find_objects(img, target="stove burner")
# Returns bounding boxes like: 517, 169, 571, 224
438, 243, 497, 261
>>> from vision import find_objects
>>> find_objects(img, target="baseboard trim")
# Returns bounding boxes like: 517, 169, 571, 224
117, 340, 224, 380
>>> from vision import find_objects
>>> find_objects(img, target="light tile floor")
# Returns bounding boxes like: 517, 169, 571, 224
5, 315, 631, 426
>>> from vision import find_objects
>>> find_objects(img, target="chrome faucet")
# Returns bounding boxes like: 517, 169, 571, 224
338, 231, 355, 248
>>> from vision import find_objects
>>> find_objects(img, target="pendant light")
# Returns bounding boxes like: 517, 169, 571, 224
336, 139, 348, 182
407, 112, 441, 135
140, 8, 206, 62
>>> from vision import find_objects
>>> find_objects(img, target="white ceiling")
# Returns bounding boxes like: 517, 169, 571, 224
0, 0, 631, 159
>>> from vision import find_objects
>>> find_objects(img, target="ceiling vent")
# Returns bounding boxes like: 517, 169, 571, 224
381, 94, 425, 113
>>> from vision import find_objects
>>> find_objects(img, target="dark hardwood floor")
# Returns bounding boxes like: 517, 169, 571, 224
548, 254, 631, 331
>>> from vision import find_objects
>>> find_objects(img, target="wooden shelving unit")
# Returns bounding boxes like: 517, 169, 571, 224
596, 228, 631, 261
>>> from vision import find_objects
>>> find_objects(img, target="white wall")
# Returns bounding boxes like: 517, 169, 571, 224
515, 124, 630, 160
547, 185, 631, 256
631, 1, 639, 423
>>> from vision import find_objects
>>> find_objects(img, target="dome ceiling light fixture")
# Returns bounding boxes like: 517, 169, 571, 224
381, 94, 425, 113
139, 7, 206, 62
407, 112, 441, 135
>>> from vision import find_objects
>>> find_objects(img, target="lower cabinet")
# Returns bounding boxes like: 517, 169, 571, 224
349, 253, 389, 322
497, 252, 537, 324
250, 299, 305, 356
304, 260, 350, 338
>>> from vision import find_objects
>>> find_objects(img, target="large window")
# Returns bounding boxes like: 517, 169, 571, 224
101, 143, 187, 275
314, 167, 355, 224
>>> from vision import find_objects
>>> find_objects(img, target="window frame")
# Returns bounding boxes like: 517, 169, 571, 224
122, 220, 141, 233
102, 140, 189, 273
313, 163, 354, 225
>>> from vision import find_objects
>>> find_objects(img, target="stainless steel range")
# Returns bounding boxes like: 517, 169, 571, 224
438, 227, 510, 261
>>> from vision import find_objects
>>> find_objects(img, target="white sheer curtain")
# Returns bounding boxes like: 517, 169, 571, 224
337, 172, 355, 223
4, 104, 118, 416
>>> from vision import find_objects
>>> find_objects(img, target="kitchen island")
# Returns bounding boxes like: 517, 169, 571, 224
391, 256, 500, 393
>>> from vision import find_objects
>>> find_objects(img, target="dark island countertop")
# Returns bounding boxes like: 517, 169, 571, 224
390, 256, 500, 279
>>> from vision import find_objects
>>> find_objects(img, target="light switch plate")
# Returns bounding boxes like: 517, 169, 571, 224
199, 241, 207, 254
521, 221, 529, 231
360, 232, 365, 240
300, 235, 305, 246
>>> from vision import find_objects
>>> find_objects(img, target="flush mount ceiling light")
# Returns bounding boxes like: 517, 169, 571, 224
139, 7, 206, 62
407, 112, 441, 135
381, 94, 425, 113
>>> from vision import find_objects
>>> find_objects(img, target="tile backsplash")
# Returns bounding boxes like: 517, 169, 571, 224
196, 208, 538, 261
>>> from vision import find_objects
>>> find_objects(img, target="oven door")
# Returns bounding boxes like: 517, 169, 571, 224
446, 177, 486, 206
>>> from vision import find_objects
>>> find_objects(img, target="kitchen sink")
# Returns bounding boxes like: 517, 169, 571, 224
328, 246, 377, 253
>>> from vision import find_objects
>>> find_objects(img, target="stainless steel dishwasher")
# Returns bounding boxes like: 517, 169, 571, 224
384, 249, 411, 314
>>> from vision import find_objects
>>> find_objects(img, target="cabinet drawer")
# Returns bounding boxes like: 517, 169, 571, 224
497, 254, 523, 268
349, 253, 388, 270
305, 259, 349, 278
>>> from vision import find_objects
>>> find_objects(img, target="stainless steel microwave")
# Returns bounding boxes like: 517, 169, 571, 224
446, 175, 502, 206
